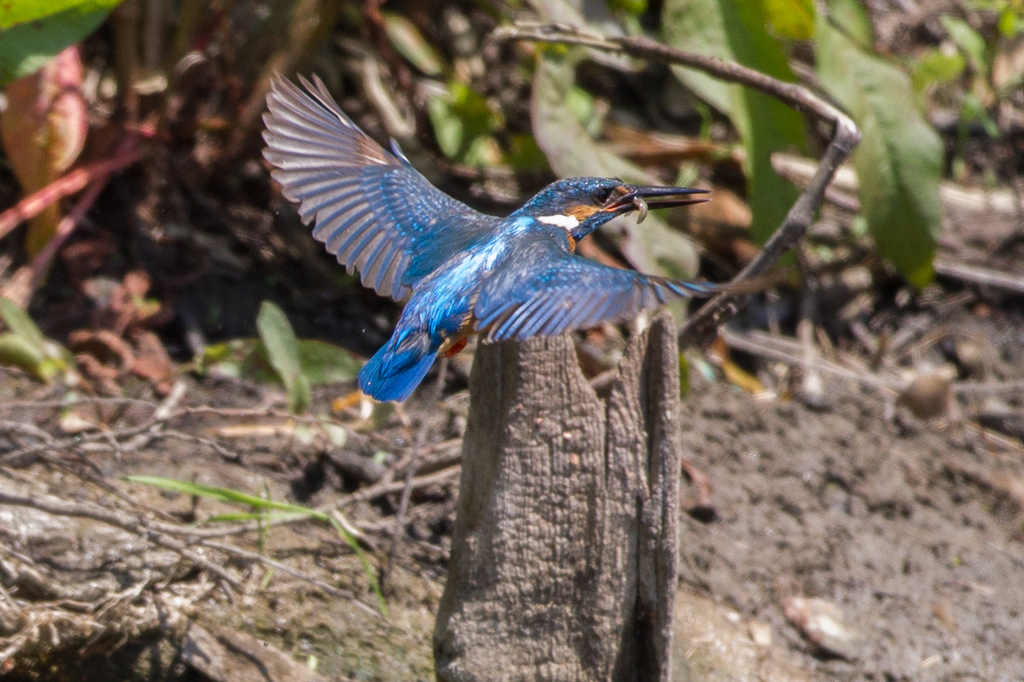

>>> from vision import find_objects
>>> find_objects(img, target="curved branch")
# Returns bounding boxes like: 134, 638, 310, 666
491, 22, 862, 347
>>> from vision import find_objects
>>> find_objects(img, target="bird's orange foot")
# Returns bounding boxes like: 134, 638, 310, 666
442, 337, 468, 358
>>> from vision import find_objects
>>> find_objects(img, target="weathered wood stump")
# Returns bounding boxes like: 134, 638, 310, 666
434, 313, 682, 682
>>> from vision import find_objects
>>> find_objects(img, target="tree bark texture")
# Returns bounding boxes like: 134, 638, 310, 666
434, 313, 681, 682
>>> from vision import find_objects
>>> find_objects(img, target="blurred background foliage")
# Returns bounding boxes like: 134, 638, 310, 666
1, 0, 1023, 393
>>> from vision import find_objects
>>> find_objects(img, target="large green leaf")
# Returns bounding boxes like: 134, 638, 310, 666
662, 0, 806, 244
816, 20, 943, 287
720, 1, 806, 244
532, 52, 699, 278
256, 301, 311, 414
912, 49, 966, 93
0, 0, 120, 28
661, 0, 734, 117
294, 339, 362, 385
0, 0, 125, 85
826, 0, 874, 48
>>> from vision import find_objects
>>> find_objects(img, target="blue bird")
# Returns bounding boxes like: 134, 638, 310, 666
263, 75, 717, 402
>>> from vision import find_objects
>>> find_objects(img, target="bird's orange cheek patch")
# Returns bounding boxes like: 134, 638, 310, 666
567, 205, 600, 221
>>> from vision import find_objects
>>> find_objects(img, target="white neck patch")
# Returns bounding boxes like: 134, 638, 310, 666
537, 214, 580, 231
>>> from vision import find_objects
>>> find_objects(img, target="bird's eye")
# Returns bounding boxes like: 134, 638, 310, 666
595, 187, 615, 204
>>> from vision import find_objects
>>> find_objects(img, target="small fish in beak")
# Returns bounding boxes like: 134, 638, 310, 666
603, 185, 709, 222
634, 196, 649, 224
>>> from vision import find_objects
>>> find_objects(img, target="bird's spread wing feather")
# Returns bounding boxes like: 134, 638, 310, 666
475, 240, 716, 342
263, 75, 499, 300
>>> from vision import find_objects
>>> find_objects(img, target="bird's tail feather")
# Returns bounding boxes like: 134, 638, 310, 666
358, 331, 437, 402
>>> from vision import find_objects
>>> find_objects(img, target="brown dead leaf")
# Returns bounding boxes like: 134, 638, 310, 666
130, 329, 175, 394
69, 330, 134, 393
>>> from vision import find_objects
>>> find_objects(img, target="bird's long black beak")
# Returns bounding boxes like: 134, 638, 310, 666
603, 185, 710, 223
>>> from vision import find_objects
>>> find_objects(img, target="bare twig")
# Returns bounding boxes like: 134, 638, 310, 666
1, 396, 159, 411
491, 23, 862, 347
0, 420, 157, 466
933, 261, 1024, 295
0, 384, 185, 466
722, 328, 1024, 398
333, 466, 462, 509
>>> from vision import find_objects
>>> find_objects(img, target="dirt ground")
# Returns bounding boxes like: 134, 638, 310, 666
3, 305, 1024, 681
679, 378, 1024, 680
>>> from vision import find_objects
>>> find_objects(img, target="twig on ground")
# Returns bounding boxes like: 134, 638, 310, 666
333, 466, 462, 509
722, 328, 1024, 398
933, 261, 1024, 295
140, 430, 243, 463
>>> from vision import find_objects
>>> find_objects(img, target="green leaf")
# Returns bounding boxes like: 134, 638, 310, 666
0, 333, 53, 381
720, 1, 806, 244
506, 133, 550, 172
998, 6, 1024, 38
204, 511, 312, 524
297, 339, 361, 385
0, 298, 69, 382
961, 92, 1001, 138
0, 0, 120, 28
125, 475, 330, 517
0, 0, 125, 85
661, 0, 735, 116
816, 19, 943, 286
381, 12, 443, 76
199, 339, 255, 378
609, 0, 648, 15
427, 82, 502, 166
664, 0, 806, 244
564, 86, 603, 137
825, 0, 875, 48
427, 95, 464, 158
940, 15, 990, 76
912, 49, 966, 92
203, 337, 362, 388
0, 297, 48, 349
762, 0, 814, 39
256, 301, 311, 414
532, 52, 699, 278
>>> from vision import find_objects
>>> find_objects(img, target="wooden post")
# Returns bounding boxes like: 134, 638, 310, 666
434, 313, 681, 682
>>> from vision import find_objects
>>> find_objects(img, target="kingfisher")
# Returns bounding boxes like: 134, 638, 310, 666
263, 75, 717, 402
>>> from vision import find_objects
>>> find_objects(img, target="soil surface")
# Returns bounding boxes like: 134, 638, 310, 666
678, 378, 1024, 681
4, 339, 1024, 681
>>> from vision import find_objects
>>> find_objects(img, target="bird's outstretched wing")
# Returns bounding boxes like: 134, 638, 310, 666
263, 75, 499, 300
475, 239, 716, 342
